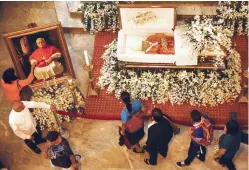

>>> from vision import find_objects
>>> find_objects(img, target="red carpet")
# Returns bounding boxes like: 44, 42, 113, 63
83, 32, 248, 129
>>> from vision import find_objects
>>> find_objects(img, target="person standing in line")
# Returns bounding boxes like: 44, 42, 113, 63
45, 131, 78, 170
144, 108, 173, 165
215, 120, 241, 170
176, 110, 206, 167
9, 100, 56, 154
119, 91, 146, 153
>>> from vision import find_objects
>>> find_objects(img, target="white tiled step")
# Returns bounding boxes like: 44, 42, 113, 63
54, 1, 83, 28
55, 1, 218, 30
66, 1, 82, 13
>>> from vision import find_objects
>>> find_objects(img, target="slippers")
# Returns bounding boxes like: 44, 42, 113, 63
133, 147, 145, 153
144, 159, 151, 165
196, 154, 205, 162
144, 159, 156, 165
214, 158, 225, 167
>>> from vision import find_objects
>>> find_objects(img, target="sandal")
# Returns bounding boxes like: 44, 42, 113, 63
144, 159, 151, 165
196, 154, 205, 162
214, 158, 225, 167
176, 162, 187, 167
144, 159, 156, 165
133, 147, 145, 153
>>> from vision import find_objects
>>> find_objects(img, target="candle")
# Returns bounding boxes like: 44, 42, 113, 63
84, 50, 90, 66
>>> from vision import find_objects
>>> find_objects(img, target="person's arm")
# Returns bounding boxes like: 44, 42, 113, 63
70, 155, 78, 170
120, 122, 126, 136
138, 101, 149, 117
18, 64, 35, 88
190, 135, 202, 144
190, 127, 203, 144
63, 139, 78, 169
141, 106, 150, 117
46, 46, 61, 64
22, 101, 53, 109
50, 53, 61, 59
44, 143, 50, 159
9, 122, 31, 140
218, 135, 229, 158
120, 111, 128, 135
30, 59, 38, 66
46, 53, 61, 65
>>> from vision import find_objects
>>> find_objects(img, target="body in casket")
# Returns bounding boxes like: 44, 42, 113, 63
117, 5, 225, 69
117, 5, 198, 67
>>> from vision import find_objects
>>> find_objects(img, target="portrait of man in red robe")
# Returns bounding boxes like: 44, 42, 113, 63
29, 38, 64, 80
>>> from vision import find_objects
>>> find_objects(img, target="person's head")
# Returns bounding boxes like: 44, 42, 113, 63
46, 131, 61, 143
190, 110, 202, 122
12, 100, 25, 112
36, 38, 46, 48
151, 108, 164, 122
2, 68, 19, 84
225, 120, 239, 136
120, 91, 132, 112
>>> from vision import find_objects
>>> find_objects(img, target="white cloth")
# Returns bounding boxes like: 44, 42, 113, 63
117, 29, 176, 64
148, 120, 157, 129
117, 27, 198, 65
9, 101, 51, 140
34, 61, 64, 80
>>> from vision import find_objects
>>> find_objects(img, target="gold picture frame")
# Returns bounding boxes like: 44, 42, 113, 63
2, 22, 75, 90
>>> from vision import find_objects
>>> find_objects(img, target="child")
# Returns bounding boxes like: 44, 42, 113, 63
45, 131, 78, 170
176, 110, 207, 167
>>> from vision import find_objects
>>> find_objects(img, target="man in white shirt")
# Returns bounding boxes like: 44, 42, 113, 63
9, 100, 56, 154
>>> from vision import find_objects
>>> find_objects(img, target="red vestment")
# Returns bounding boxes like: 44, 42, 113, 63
29, 45, 60, 67
145, 34, 175, 54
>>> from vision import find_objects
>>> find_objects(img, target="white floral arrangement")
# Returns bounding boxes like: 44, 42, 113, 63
180, 15, 233, 69
133, 11, 157, 26
31, 84, 85, 130
216, 1, 248, 35
77, 1, 133, 34
98, 37, 241, 106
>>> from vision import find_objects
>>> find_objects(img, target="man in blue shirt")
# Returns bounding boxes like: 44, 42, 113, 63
176, 110, 206, 167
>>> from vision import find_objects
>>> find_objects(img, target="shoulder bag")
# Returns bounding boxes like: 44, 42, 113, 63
163, 115, 180, 135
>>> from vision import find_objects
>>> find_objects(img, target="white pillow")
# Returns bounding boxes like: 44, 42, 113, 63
126, 35, 146, 51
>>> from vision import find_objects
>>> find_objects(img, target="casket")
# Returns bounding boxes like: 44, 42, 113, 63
117, 4, 222, 70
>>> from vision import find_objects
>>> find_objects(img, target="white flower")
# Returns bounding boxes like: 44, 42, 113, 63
31, 84, 85, 130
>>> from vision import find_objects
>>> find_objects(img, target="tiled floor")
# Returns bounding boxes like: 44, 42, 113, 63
0, 2, 247, 170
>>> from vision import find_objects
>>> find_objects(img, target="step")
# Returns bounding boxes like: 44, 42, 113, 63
66, 1, 83, 18
66, 1, 82, 13
69, 2, 218, 21
54, 1, 83, 29
55, 1, 218, 33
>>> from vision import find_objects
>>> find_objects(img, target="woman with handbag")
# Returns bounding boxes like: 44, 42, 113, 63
119, 91, 146, 153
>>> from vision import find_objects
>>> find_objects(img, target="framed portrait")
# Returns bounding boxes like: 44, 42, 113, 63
3, 22, 75, 90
